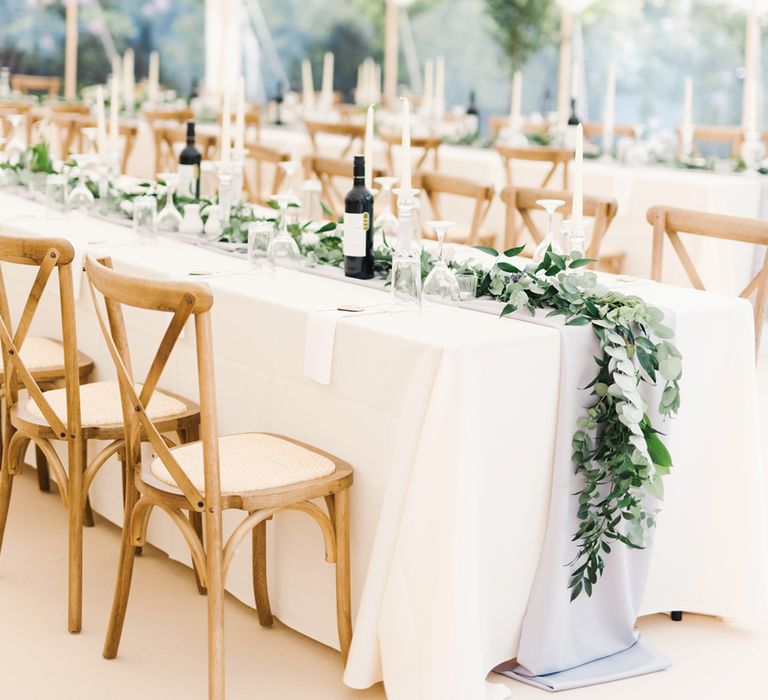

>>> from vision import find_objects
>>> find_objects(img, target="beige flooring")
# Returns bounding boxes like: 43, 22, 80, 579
1, 467, 766, 699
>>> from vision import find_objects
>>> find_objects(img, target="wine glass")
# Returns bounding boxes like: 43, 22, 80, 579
5, 114, 25, 165
66, 155, 95, 211
422, 220, 460, 305
374, 176, 399, 243
156, 172, 183, 233
267, 193, 300, 266
533, 198, 566, 262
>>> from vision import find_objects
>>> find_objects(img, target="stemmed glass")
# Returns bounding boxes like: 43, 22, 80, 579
533, 198, 566, 262
66, 154, 95, 211
5, 114, 25, 164
156, 172, 183, 233
422, 220, 460, 305
267, 193, 300, 266
374, 176, 399, 243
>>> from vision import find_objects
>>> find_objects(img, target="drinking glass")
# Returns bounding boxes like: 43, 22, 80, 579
533, 198, 566, 262
247, 221, 273, 272
156, 172, 182, 233
267, 193, 300, 266
562, 219, 589, 258
45, 174, 67, 214
66, 155, 95, 211
374, 176, 399, 243
423, 220, 460, 305
5, 114, 25, 165
133, 195, 158, 242
457, 273, 478, 301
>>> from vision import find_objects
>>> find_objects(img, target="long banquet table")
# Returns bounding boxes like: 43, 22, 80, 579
0, 190, 764, 699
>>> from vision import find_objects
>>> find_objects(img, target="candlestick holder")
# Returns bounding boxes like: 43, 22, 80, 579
679, 125, 694, 161
391, 188, 422, 310
740, 131, 765, 173
216, 162, 234, 226
561, 218, 590, 259
230, 148, 247, 205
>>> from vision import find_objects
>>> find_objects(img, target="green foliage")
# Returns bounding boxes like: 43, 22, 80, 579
483, 0, 557, 73
478, 245, 681, 600
21, 142, 55, 174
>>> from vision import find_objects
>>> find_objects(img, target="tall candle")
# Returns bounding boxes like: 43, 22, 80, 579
364, 104, 374, 191
743, 0, 758, 135
682, 76, 693, 130
110, 71, 120, 146
301, 59, 314, 110
221, 91, 231, 164
321, 51, 334, 105
435, 56, 445, 118
123, 49, 135, 112
509, 70, 522, 129
604, 64, 616, 124
148, 50, 160, 103
401, 97, 411, 192
572, 123, 584, 225
95, 86, 107, 154
235, 76, 245, 152
423, 58, 434, 109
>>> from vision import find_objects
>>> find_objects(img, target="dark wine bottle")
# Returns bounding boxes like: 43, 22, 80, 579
178, 121, 201, 200
343, 155, 374, 280
467, 90, 479, 118
568, 97, 581, 126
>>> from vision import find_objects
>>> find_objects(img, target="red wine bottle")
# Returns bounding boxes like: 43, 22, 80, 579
343, 155, 374, 279
178, 121, 201, 199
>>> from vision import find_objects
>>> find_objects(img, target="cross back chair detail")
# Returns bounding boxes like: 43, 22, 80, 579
647, 205, 768, 353
500, 186, 622, 272
11, 74, 61, 97
303, 154, 386, 217
0, 235, 200, 634
379, 130, 441, 176
244, 141, 291, 205
305, 119, 366, 159
85, 255, 354, 699
414, 171, 495, 247
496, 143, 573, 189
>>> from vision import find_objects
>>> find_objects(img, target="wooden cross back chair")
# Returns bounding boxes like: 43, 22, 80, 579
496, 143, 573, 189
647, 205, 768, 353
415, 170, 495, 246
244, 141, 291, 205
488, 116, 549, 140
144, 108, 195, 174
674, 125, 743, 158
0, 236, 200, 634
379, 130, 441, 175
582, 122, 637, 141
500, 186, 622, 272
303, 154, 386, 217
86, 255, 354, 699
11, 74, 61, 97
304, 119, 366, 158
0, 103, 33, 143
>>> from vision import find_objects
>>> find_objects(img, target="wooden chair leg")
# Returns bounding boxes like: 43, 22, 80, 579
103, 480, 140, 659
68, 439, 85, 633
83, 441, 94, 528
206, 540, 225, 700
35, 444, 50, 492
190, 510, 207, 595
334, 488, 352, 663
118, 449, 141, 556
0, 457, 14, 557
252, 519, 273, 626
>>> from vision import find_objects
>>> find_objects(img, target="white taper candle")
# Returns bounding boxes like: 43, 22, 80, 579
364, 104, 374, 191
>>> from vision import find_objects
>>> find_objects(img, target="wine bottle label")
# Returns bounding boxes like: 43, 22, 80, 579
343, 212, 367, 257
177, 164, 198, 199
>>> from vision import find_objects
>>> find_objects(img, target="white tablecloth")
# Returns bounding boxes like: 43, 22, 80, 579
0, 191, 764, 699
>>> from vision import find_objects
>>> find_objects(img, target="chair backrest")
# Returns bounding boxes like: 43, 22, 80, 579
304, 120, 365, 158
647, 205, 768, 352
416, 171, 495, 246
674, 124, 743, 157
488, 116, 549, 140
302, 154, 386, 217
500, 186, 618, 262
379, 130, 441, 174
85, 254, 216, 513
0, 104, 33, 143
151, 124, 217, 175
496, 143, 573, 188
582, 122, 636, 140
244, 142, 290, 205
0, 234, 81, 448
11, 74, 61, 97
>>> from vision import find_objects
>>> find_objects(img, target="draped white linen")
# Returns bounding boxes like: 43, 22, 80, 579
0, 191, 764, 699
